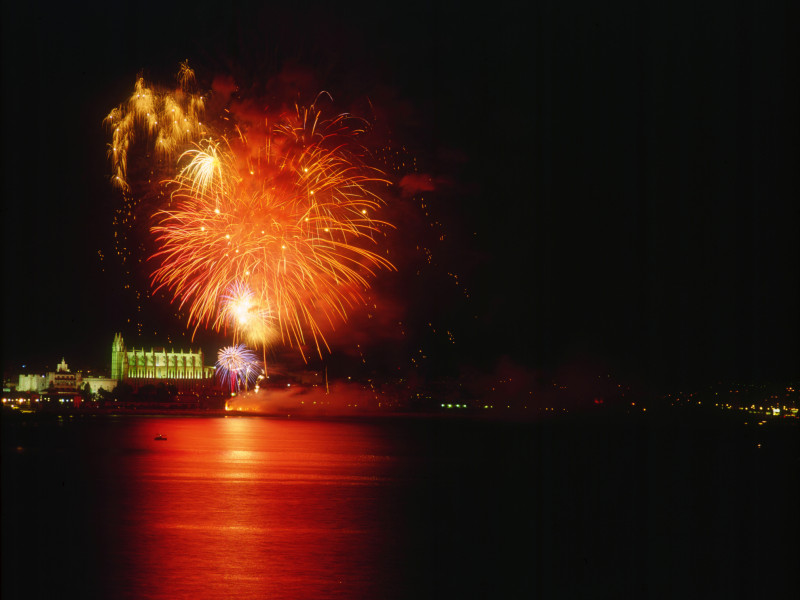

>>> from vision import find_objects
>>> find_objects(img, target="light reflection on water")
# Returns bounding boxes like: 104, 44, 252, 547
96, 417, 408, 600
6, 413, 795, 599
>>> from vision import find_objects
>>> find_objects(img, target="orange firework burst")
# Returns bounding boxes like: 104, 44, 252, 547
106, 64, 395, 357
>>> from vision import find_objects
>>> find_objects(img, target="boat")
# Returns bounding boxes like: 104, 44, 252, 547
154, 434, 167, 441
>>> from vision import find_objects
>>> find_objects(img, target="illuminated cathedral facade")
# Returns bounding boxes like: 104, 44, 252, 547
111, 333, 215, 384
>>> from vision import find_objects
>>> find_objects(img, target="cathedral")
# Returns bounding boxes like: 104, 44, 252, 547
111, 333, 216, 386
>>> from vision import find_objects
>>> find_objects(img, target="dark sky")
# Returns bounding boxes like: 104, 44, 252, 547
2, 1, 798, 389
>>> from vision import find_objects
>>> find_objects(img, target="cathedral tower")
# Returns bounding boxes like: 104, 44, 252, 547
111, 333, 126, 381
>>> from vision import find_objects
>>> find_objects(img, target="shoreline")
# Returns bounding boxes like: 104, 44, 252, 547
3, 404, 798, 429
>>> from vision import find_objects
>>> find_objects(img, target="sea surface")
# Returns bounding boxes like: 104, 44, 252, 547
2, 412, 798, 599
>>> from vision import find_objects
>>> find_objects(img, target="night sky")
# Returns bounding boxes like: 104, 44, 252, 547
2, 1, 798, 390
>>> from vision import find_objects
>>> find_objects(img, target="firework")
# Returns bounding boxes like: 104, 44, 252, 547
219, 281, 278, 348
106, 63, 395, 357
104, 60, 207, 191
216, 344, 261, 392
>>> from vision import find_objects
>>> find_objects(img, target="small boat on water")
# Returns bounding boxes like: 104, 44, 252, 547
154, 434, 167, 441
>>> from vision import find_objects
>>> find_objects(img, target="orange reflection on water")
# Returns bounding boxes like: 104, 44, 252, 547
104, 417, 403, 600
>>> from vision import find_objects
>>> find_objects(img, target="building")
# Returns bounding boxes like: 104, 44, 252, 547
18, 367, 115, 395
52, 358, 77, 392
18, 373, 48, 393
110, 333, 215, 390
16, 361, 82, 394
33, 358, 82, 407
81, 377, 118, 395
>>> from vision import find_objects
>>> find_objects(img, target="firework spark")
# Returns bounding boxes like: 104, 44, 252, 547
104, 60, 207, 191
216, 344, 261, 393
218, 281, 278, 348
106, 63, 395, 356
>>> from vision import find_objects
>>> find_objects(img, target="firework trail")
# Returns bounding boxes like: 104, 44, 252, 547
106, 62, 395, 357
105, 61, 206, 192
216, 344, 261, 393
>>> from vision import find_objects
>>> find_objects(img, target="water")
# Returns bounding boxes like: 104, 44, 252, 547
3, 413, 798, 599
